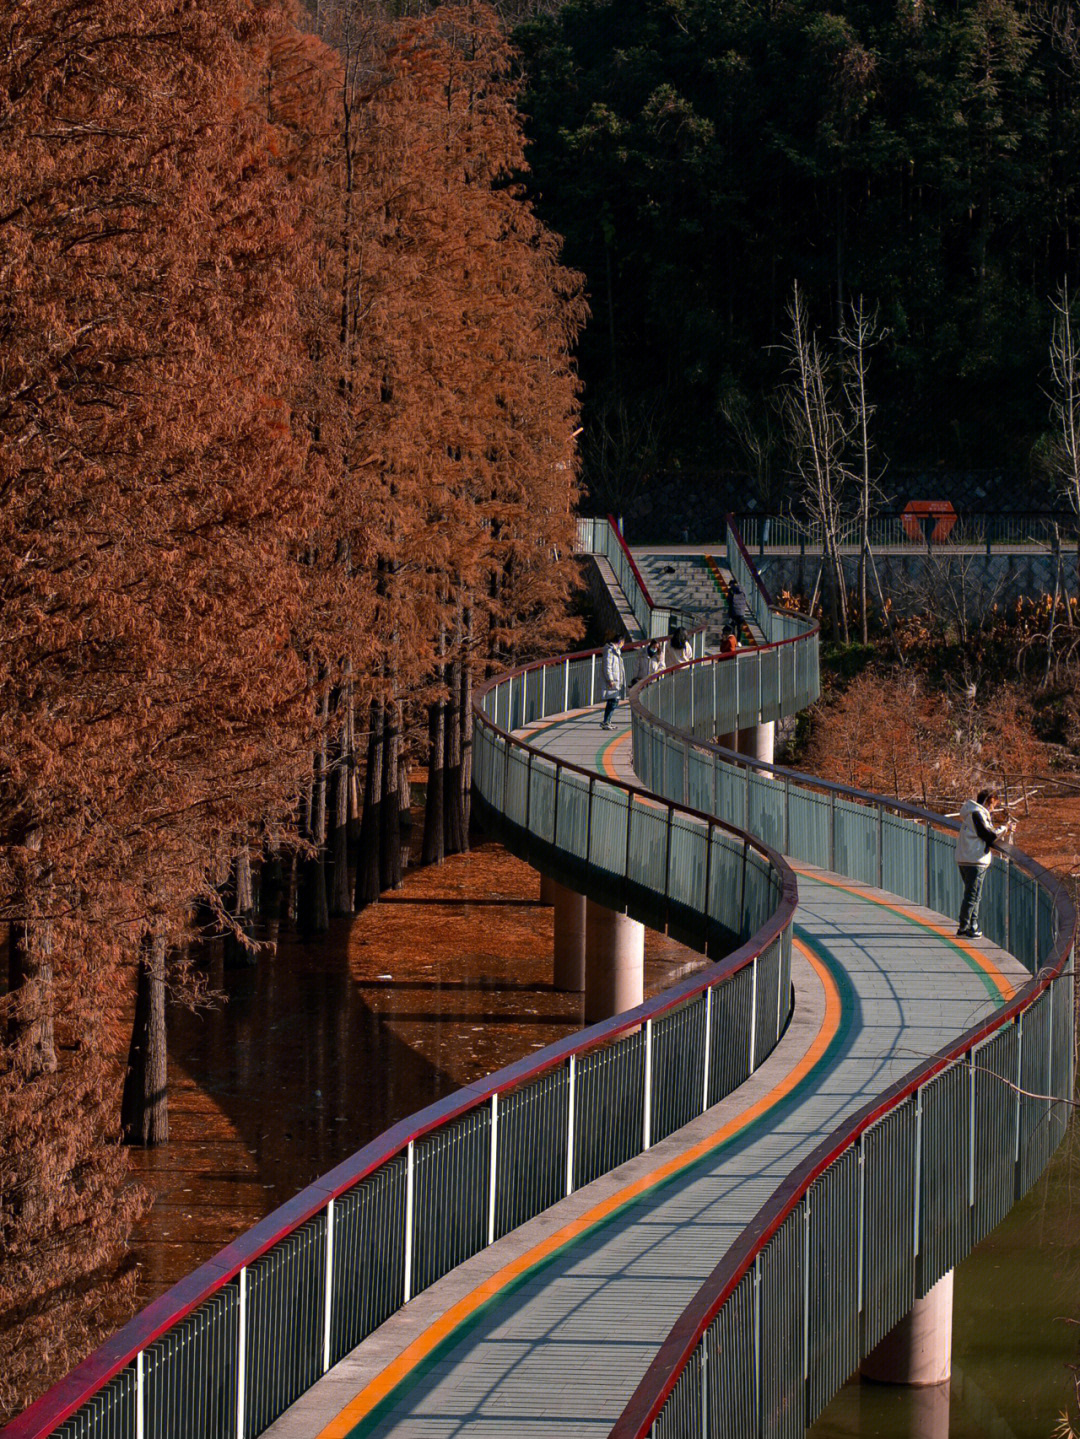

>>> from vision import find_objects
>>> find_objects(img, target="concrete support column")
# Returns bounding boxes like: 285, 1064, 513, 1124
716, 731, 738, 751
539, 872, 559, 906
736, 720, 775, 766
861, 1271, 953, 1387
552, 884, 587, 992
584, 901, 644, 1023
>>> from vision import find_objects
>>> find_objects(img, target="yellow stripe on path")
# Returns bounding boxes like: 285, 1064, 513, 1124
316, 936, 839, 1438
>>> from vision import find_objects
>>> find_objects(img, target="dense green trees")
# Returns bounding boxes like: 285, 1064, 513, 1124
516, 0, 1080, 499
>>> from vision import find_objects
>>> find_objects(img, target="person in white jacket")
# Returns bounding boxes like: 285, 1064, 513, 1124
600, 636, 626, 729
954, 788, 1014, 938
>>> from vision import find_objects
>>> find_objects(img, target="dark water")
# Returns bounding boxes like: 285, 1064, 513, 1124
811, 1116, 1080, 1439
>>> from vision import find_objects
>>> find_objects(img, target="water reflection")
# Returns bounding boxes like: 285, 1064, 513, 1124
126, 836, 709, 1305
811, 1119, 1080, 1439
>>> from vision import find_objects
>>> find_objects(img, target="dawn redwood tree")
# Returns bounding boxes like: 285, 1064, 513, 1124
0, 0, 327, 1411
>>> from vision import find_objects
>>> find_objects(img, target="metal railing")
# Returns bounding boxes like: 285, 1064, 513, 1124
735, 511, 1077, 554
613, 562, 1077, 1437
576, 514, 698, 638
5, 663, 789, 1437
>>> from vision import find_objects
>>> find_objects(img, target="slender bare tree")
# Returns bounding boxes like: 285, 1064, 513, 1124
1048, 282, 1080, 613
782, 282, 851, 640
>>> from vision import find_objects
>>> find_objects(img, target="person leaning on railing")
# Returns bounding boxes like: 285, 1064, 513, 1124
955, 787, 1015, 938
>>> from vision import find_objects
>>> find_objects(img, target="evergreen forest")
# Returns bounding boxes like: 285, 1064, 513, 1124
514, 0, 1080, 509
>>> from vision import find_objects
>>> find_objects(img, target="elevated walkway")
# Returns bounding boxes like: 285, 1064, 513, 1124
267, 711, 1028, 1436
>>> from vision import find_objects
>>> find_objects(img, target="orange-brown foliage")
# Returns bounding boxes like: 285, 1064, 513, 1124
0, 0, 586, 1418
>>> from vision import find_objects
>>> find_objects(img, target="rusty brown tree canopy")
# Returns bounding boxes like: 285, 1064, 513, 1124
0, 0, 585, 1417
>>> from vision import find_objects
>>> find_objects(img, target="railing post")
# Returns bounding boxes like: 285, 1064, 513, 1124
783, 775, 791, 854
566, 1055, 577, 1197
625, 791, 634, 883
829, 790, 837, 871
643, 1019, 653, 1151
1004, 857, 1011, 953
748, 955, 758, 1072
323, 1200, 334, 1374
703, 822, 714, 942
968, 1051, 976, 1208
589, 654, 596, 709
235, 1268, 245, 1439
802, 1195, 812, 1386
913, 1090, 922, 1260
524, 750, 532, 833
664, 805, 674, 903
682, 741, 690, 806
564, 656, 570, 712
488, 1093, 499, 1246
744, 758, 751, 830
1015, 1015, 1024, 1166
856, 1140, 866, 1317
877, 805, 884, 889
137, 1348, 145, 1439
585, 774, 595, 864
552, 765, 561, 850
702, 985, 712, 1112
403, 1140, 415, 1304
541, 662, 546, 718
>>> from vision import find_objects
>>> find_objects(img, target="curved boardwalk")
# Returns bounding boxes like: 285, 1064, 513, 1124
8, 522, 1071, 1439
268, 710, 1027, 1439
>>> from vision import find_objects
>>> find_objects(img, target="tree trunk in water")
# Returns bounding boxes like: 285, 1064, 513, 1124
299, 772, 329, 936
423, 620, 446, 866
331, 724, 353, 915
301, 690, 331, 935
259, 847, 284, 924
398, 754, 412, 841
423, 695, 446, 865
224, 848, 256, 968
122, 932, 169, 1146
380, 700, 403, 890
460, 606, 473, 837
444, 627, 466, 855
355, 698, 383, 909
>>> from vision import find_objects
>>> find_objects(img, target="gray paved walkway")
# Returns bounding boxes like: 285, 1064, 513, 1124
267, 704, 1027, 1439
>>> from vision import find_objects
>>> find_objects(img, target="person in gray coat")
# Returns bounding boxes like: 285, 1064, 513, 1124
600, 636, 626, 729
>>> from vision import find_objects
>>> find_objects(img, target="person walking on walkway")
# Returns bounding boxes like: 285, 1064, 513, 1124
955, 787, 1014, 938
600, 635, 626, 729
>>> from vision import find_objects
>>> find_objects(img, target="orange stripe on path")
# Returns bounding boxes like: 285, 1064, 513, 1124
791, 864, 1016, 1002
315, 936, 839, 1438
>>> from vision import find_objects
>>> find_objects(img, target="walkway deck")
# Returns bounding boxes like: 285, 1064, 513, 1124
267, 707, 1028, 1439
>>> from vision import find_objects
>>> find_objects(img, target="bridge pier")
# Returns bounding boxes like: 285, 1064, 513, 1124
737, 719, 775, 766
861, 1271, 953, 1388
552, 882, 587, 991
539, 872, 559, 906
584, 900, 644, 1022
